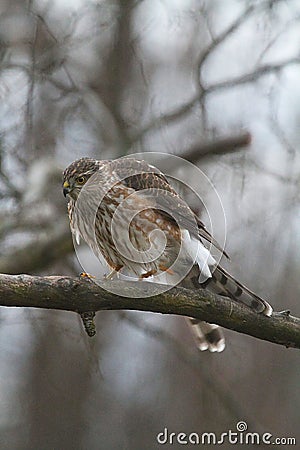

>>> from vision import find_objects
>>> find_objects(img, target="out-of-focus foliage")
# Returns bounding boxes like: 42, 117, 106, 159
0, 0, 299, 449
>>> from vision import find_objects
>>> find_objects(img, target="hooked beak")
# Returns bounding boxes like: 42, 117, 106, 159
63, 181, 71, 197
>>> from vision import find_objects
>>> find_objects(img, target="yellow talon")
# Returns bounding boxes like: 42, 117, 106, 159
80, 272, 95, 279
139, 269, 157, 279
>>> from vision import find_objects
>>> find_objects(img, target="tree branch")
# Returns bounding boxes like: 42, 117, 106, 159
180, 131, 251, 163
198, 3, 256, 69
0, 273, 299, 349
205, 57, 300, 94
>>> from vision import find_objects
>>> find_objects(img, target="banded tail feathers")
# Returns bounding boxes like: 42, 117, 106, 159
181, 264, 273, 352
187, 318, 225, 353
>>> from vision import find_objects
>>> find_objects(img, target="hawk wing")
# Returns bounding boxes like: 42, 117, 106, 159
110, 158, 228, 258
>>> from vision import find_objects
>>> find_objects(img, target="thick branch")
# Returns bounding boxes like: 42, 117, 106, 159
0, 273, 299, 349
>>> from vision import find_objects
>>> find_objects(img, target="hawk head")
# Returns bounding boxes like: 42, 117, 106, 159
62, 157, 102, 200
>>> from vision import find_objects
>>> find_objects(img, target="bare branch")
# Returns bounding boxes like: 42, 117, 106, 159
0, 273, 299, 349
205, 57, 300, 94
130, 56, 300, 146
154, 132, 252, 174
131, 97, 199, 145
198, 4, 256, 69
180, 132, 251, 163
25, 1, 38, 157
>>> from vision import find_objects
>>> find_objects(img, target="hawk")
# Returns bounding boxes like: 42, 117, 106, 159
63, 157, 273, 352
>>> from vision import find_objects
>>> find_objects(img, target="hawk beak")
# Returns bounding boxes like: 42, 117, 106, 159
63, 187, 69, 197
63, 181, 70, 197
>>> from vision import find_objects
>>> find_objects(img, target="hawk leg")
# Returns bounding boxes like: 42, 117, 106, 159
104, 264, 123, 280
159, 264, 175, 275
139, 269, 157, 279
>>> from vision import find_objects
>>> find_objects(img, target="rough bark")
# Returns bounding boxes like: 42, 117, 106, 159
0, 273, 299, 349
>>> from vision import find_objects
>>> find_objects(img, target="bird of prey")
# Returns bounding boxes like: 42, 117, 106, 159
63, 157, 273, 352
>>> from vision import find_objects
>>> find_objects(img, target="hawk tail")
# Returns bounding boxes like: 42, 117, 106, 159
182, 264, 273, 316
181, 264, 273, 352
211, 265, 273, 316
187, 318, 225, 353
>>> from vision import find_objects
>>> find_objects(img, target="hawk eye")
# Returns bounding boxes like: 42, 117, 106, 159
77, 176, 85, 184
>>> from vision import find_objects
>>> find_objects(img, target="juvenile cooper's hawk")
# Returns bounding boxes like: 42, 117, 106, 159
63, 157, 273, 352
